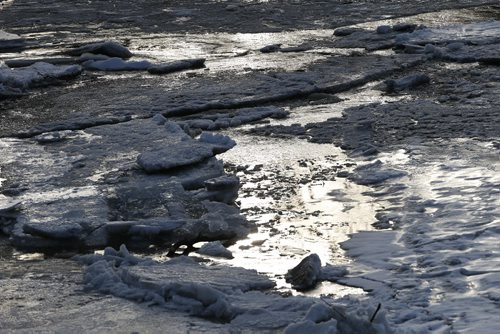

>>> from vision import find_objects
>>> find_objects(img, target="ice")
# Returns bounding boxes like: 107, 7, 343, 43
195, 175, 240, 204
336, 139, 500, 332
383, 73, 430, 93
4, 57, 77, 68
424, 42, 500, 64
320, 264, 349, 282
5, 53, 421, 127
284, 319, 338, 334
66, 41, 133, 58
0, 30, 25, 50
178, 106, 289, 131
83, 58, 152, 71
395, 21, 500, 46
349, 160, 407, 185
77, 245, 274, 321
0, 118, 252, 252
197, 241, 233, 259
77, 245, 391, 332
332, 24, 416, 51
148, 58, 206, 74
0, 62, 82, 89
78, 53, 110, 62
389, 21, 500, 64
137, 141, 215, 172
137, 129, 235, 173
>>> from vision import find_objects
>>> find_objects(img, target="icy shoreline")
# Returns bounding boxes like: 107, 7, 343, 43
1, 1, 499, 333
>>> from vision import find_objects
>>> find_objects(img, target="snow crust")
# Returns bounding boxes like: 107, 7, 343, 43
67, 41, 133, 58
339, 142, 500, 333
197, 241, 233, 259
148, 58, 206, 74
0, 30, 25, 50
0, 62, 82, 89
0, 118, 252, 252
83, 58, 152, 71
77, 245, 392, 332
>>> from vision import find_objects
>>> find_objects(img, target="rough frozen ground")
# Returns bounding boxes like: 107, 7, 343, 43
0, 29, 25, 50
395, 21, 500, 64
0, 3, 498, 329
249, 58, 500, 152
240, 26, 500, 332
0, 118, 254, 252
1, 53, 424, 137
74, 244, 392, 333
1, 0, 497, 37
0, 62, 82, 95
0, 244, 227, 333
339, 140, 500, 333
332, 20, 500, 66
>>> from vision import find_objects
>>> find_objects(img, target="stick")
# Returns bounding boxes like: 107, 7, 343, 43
370, 303, 381, 323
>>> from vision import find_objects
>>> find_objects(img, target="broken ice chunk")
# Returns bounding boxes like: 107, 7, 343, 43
350, 160, 407, 185
78, 52, 111, 62
384, 73, 430, 93
0, 62, 82, 88
260, 44, 282, 53
197, 175, 241, 204
0, 30, 26, 50
137, 141, 215, 173
197, 241, 233, 259
198, 132, 236, 154
83, 58, 152, 71
147, 58, 206, 74
67, 41, 133, 58
284, 303, 337, 334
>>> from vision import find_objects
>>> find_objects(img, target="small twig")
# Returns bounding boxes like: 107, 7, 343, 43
370, 303, 382, 323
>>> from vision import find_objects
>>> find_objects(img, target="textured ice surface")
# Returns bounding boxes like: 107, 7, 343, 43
148, 58, 206, 74
83, 58, 152, 71
391, 21, 500, 64
178, 106, 289, 131
339, 140, 500, 333
396, 21, 500, 46
66, 41, 133, 58
0, 62, 82, 89
197, 241, 233, 259
0, 119, 251, 251
349, 160, 407, 185
0, 30, 25, 50
332, 26, 409, 51
77, 245, 391, 332
137, 141, 215, 172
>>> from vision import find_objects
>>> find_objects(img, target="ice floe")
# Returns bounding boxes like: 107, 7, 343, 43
0, 62, 82, 89
66, 41, 133, 59
0, 30, 25, 50
0, 118, 252, 252
148, 58, 206, 74
83, 58, 152, 71
76, 244, 392, 332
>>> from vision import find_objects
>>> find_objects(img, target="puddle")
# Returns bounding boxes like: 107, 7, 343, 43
219, 133, 382, 296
